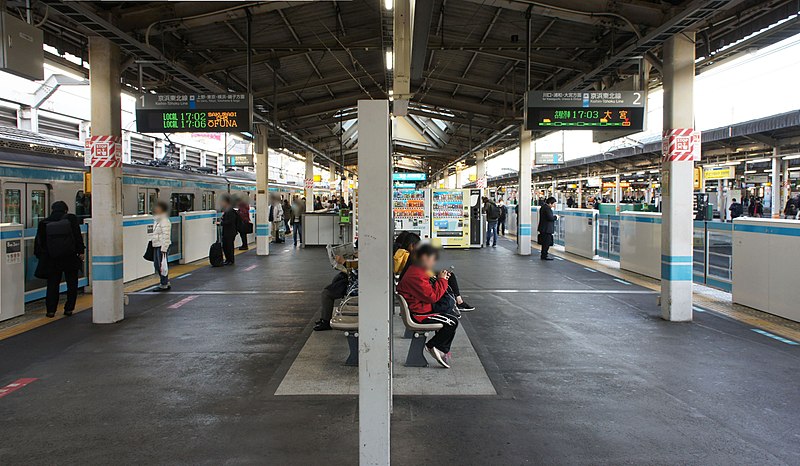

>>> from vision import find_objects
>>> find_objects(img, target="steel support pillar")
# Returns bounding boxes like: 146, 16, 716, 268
255, 127, 269, 255
329, 161, 337, 200
357, 100, 391, 466
476, 152, 486, 195
661, 32, 695, 322
517, 126, 532, 255
615, 173, 621, 212
89, 36, 124, 324
771, 148, 781, 218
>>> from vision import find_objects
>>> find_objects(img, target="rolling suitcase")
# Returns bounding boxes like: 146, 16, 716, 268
210, 225, 224, 267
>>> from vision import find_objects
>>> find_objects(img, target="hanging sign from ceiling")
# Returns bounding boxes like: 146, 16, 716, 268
135, 93, 251, 133
525, 91, 645, 131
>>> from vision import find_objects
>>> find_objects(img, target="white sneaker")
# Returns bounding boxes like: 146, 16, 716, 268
427, 346, 450, 369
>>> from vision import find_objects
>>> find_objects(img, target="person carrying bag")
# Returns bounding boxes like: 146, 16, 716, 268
149, 200, 172, 291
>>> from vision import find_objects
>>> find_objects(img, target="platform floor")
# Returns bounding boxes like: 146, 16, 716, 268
0, 238, 798, 464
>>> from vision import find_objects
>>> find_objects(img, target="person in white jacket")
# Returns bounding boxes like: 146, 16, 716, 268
268, 195, 285, 243
151, 200, 172, 290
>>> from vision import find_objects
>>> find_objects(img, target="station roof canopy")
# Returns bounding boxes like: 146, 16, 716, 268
25, 0, 800, 172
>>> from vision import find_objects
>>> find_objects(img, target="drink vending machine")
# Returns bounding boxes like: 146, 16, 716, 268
469, 188, 483, 247
430, 189, 471, 248
393, 189, 431, 239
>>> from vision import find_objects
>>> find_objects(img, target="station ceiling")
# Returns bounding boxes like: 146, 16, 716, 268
16, 0, 800, 174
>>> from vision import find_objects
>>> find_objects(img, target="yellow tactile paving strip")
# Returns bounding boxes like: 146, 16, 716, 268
508, 234, 800, 343
0, 249, 250, 341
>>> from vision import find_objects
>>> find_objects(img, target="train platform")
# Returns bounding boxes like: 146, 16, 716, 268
0, 239, 798, 464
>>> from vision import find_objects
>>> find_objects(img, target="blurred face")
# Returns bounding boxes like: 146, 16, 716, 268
418, 252, 437, 271
153, 204, 165, 215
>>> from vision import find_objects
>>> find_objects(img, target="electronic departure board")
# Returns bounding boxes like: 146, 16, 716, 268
135, 93, 251, 133
525, 91, 645, 131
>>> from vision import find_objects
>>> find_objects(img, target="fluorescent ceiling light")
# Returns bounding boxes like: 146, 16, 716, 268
782, 154, 800, 160
744, 170, 757, 174
724, 161, 741, 166
384, 0, 393, 10
385, 51, 393, 70
747, 158, 771, 164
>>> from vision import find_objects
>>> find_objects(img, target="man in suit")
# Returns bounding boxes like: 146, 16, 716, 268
218, 194, 238, 265
538, 196, 558, 261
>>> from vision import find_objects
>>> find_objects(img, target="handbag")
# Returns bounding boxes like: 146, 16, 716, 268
159, 252, 169, 276
143, 241, 155, 262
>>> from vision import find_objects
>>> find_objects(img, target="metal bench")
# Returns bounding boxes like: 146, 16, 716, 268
396, 294, 443, 367
330, 315, 358, 366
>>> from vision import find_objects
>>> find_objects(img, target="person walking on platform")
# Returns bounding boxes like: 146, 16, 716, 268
291, 196, 305, 246
538, 197, 558, 261
282, 198, 292, 234
268, 196, 284, 243
34, 201, 85, 318
748, 197, 764, 218
218, 194, 238, 265
498, 198, 508, 236
237, 195, 252, 251
482, 196, 500, 247
150, 201, 172, 291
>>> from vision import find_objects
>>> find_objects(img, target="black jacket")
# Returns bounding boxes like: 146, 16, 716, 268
220, 207, 239, 238
499, 204, 507, 221
34, 211, 85, 276
538, 204, 556, 234
483, 201, 500, 222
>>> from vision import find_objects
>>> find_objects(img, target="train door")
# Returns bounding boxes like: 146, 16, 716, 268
137, 188, 159, 214
3, 182, 49, 227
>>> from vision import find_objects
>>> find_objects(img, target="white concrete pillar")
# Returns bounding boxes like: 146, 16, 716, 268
357, 99, 391, 466
255, 128, 269, 255
517, 127, 532, 255
717, 179, 725, 221
476, 152, 486, 194
305, 153, 315, 212
329, 161, 337, 200
771, 148, 781, 218
455, 165, 462, 189
577, 179, 583, 207
89, 36, 124, 324
782, 158, 790, 216
661, 32, 696, 322
615, 173, 621, 212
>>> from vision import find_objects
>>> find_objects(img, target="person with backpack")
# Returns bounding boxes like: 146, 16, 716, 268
482, 196, 500, 247
282, 198, 292, 235
150, 200, 172, 291
268, 195, 284, 243
237, 194, 252, 251
34, 201, 85, 318
783, 194, 799, 219
497, 198, 508, 236
218, 194, 238, 265
728, 198, 743, 221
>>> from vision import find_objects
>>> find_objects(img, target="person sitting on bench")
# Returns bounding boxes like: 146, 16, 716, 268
396, 245, 459, 368
393, 231, 421, 275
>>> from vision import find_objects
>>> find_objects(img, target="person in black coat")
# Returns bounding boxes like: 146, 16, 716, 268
34, 201, 85, 318
217, 194, 238, 265
538, 196, 558, 261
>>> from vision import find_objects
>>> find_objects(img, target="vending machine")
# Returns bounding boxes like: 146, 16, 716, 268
431, 189, 471, 248
393, 188, 431, 240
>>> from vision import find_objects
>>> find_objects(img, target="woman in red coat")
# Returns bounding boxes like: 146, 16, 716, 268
396, 245, 459, 368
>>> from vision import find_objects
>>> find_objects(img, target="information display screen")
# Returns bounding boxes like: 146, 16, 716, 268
136, 93, 250, 133
525, 91, 645, 132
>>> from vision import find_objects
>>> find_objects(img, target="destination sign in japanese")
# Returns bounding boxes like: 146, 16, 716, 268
135, 93, 251, 133
525, 91, 645, 131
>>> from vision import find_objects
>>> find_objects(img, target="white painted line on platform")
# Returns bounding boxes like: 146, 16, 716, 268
583, 267, 598, 273
129, 290, 315, 295
175, 273, 192, 280
243, 264, 258, 271
614, 278, 631, 285
168, 295, 198, 309
461, 289, 656, 294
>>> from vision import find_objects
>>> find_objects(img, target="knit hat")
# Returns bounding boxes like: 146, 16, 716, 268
51, 201, 69, 213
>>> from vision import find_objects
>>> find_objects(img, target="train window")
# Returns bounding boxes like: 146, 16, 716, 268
170, 193, 194, 216
30, 189, 47, 228
3, 188, 21, 224
201, 191, 215, 210
137, 192, 146, 214
75, 191, 91, 221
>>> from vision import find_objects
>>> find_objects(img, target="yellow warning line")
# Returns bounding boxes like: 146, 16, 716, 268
507, 234, 800, 342
0, 248, 252, 341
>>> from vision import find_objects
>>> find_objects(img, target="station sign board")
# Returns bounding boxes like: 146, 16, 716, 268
535, 152, 564, 165
393, 172, 427, 181
525, 91, 645, 131
226, 154, 253, 167
136, 93, 251, 133
703, 166, 735, 180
